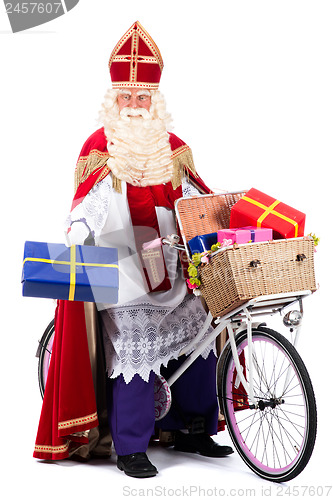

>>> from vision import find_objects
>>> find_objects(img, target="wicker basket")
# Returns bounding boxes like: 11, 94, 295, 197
199, 238, 317, 318
175, 193, 317, 318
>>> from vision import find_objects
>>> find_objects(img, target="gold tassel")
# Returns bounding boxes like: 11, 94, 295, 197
171, 148, 198, 190
74, 159, 86, 192
112, 175, 122, 193
74, 150, 110, 193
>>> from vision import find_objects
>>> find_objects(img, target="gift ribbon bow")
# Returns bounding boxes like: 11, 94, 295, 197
242, 196, 298, 237
23, 245, 119, 301
222, 238, 233, 247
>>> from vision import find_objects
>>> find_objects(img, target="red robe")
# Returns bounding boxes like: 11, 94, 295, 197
33, 129, 212, 460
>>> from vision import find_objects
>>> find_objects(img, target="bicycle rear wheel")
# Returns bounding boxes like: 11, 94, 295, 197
217, 326, 317, 482
36, 319, 55, 398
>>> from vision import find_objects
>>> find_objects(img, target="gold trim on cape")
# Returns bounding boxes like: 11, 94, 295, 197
58, 411, 98, 431
171, 146, 198, 190
34, 442, 70, 454
74, 150, 110, 193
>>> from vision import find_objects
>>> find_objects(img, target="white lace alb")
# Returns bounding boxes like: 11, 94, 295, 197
65, 174, 215, 383
100, 293, 214, 384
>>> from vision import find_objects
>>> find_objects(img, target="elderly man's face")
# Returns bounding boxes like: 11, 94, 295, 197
117, 88, 152, 112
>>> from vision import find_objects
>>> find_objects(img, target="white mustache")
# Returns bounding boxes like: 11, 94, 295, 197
120, 107, 152, 120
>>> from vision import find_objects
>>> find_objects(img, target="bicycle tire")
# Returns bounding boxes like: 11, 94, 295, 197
217, 326, 317, 482
37, 319, 55, 398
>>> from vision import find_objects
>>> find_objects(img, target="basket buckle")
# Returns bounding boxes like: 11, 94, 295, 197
249, 259, 261, 268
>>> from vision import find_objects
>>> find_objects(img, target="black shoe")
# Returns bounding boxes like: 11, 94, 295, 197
174, 431, 234, 458
117, 452, 158, 478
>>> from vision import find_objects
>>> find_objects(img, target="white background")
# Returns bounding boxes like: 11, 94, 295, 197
1, 1, 332, 498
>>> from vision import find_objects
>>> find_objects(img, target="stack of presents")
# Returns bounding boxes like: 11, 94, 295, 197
188, 187, 306, 254
185, 187, 317, 319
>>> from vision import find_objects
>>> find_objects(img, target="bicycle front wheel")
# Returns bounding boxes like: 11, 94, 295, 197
217, 326, 317, 482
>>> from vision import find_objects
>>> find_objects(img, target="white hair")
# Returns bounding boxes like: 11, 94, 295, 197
98, 89, 175, 187
98, 89, 173, 138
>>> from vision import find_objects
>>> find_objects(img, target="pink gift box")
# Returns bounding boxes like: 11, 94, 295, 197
217, 227, 273, 246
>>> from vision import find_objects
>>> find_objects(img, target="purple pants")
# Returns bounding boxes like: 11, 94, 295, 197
106, 351, 218, 455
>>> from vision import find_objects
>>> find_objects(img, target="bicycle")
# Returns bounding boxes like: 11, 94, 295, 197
36, 191, 318, 483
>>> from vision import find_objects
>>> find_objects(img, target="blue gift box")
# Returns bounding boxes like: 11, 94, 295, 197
22, 241, 119, 303
188, 233, 218, 255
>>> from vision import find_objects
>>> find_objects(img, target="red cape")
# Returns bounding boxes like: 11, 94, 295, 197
33, 129, 212, 460
34, 301, 98, 459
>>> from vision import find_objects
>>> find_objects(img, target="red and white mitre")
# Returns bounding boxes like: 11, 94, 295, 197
108, 21, 163, 90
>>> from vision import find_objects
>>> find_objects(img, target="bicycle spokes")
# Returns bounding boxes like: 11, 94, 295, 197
219, 327, 316, 482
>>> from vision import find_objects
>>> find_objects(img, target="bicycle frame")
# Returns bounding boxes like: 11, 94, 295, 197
165, 289, 312, 408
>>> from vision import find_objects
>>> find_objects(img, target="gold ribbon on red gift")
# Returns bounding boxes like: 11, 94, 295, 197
23, 245, 119, 301
242, 196, 299, 237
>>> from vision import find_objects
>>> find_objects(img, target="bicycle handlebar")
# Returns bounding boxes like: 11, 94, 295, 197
161, 237, 186, 251
142, 234, 186, 252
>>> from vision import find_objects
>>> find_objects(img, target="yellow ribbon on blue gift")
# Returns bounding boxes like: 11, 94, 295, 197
23, 245, 119, 301
242, 196, 298, 237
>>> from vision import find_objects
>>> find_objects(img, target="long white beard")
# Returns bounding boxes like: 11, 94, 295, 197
101, 93, 174, 187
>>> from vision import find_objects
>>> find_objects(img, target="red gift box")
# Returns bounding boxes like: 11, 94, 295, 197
230, 188, 306, 239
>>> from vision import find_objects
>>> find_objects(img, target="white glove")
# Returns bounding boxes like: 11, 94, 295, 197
65, 221, 90, 246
